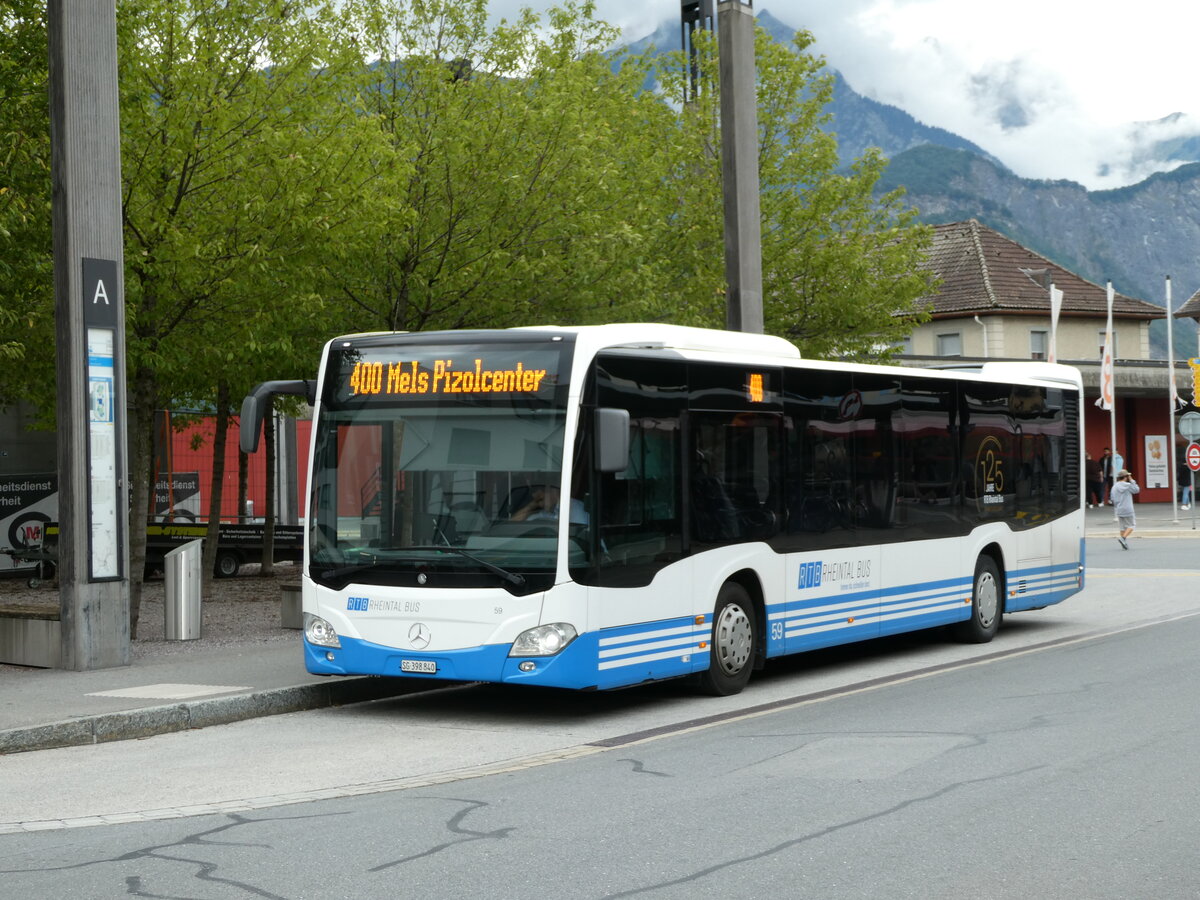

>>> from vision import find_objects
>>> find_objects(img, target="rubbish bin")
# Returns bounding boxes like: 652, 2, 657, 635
164, 538, 203, 640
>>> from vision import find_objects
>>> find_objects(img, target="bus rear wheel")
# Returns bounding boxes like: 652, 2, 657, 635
953, 555, 1002, 643
698, 581, 756, 696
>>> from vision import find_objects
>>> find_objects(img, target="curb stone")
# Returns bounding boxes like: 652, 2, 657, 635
0, 677, 442, 755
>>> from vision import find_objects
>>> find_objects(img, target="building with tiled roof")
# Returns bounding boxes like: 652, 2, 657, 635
907, 219, 1165, 361
901, 219, 1200, 505
1175, 288, 1200, 326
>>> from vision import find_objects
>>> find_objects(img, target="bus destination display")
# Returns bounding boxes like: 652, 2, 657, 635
346, 356, 553, 398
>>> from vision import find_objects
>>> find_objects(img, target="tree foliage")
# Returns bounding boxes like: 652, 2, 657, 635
648, 26, 935, 357
0, 0, 52, 370
0, 2, 934, 634
325, 0, 677, 332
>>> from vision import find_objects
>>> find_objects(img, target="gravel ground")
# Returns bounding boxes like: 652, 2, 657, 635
0, 561, 299, 667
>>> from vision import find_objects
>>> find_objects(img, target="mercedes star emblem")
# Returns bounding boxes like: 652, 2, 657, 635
409, 623, 431, 649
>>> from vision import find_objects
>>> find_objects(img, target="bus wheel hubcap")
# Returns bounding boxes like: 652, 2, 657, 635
977, 572, 998, 628
715, 603, 752, 675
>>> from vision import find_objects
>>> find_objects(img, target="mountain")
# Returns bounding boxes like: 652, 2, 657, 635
619, 10, 1200, 352
621, 10, 1004, 169
878, 145, 1200, 353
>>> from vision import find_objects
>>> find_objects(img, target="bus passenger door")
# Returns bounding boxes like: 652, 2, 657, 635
581, 354, 695, 687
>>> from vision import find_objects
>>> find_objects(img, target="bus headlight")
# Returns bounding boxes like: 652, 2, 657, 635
510, 623, 577, 657
304, 613, 341, 648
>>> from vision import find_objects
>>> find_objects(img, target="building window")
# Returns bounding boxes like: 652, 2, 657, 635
936, 333, 962, 357
1030, 330, 1048, 360
1099, 330, 1118, 357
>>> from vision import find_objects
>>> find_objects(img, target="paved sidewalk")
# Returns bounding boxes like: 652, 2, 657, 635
1085, 499, 1200, 538
2, 502, 1195, 756
0, 639, 420, 755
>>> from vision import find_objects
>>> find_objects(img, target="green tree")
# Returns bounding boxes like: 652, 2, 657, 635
114, 0, 380, 633
645, 26, 935, 355
325, 0, 677, 333
0, 0, 52, 370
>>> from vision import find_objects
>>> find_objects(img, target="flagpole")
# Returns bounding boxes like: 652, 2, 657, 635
1107, 281, 1118, 521
1166, 275, 1179, 521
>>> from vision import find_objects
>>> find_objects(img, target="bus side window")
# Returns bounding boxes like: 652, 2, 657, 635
780, 369, 859, 551
689, 411, 781, 546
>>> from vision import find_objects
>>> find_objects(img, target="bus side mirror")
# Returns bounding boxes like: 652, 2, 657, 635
595, 407, 630, 473
240, 379, 315, 454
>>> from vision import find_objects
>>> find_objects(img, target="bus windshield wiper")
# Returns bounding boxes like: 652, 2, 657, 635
405, 545, 526, 587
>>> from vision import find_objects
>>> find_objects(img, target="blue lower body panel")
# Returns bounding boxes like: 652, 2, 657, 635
1004, 560, 1082, 613
304, 631, 605, 690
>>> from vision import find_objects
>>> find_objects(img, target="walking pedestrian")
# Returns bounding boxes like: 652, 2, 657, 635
1110, 468, 1139, 549
1177, 453, 1192, 510
1085, 452, 1104, 507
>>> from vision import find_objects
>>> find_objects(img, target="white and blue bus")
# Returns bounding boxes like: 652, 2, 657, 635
242, 324, 1084, 695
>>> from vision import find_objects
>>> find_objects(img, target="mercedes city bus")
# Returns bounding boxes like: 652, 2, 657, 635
241, 324, 1084, 695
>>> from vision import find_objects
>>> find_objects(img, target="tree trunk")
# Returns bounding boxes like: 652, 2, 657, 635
261, 398, 276, 575
201, 380, 231, 596
126, 364, 158, 640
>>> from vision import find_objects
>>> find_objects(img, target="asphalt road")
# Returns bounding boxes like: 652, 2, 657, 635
2, 539, 1199, 898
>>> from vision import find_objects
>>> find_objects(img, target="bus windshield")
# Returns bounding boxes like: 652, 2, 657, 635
307, 338, 578, 593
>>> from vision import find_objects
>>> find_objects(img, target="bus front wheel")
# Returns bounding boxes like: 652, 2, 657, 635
953, 555, 1002, 643
698, 581, 756, 696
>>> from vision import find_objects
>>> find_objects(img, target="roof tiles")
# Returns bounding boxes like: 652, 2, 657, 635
919, 220, 1164, 321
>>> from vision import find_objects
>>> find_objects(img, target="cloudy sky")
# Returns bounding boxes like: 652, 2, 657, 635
487, 0, 1199, 190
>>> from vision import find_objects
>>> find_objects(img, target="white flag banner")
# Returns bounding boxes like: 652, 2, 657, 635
1096, 283, 1115, 410
1165, 276, 1187, 410
1049, 285, 1062, 363
1097, 339, 1114, 409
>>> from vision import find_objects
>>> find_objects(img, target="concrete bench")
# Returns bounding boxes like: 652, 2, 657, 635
0, 603, 62, 668
280, 582, 302, 630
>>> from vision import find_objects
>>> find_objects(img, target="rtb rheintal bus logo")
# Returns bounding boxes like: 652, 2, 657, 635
798, 561, 823, 589
798, 558, 873, 590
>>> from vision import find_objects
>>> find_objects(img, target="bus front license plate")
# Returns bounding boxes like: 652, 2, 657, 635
400, 659, 437, 674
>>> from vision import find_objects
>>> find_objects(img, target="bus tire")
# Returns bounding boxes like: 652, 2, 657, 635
698, 581, 756, 696
953, 555, 1002, 643
214, 550, 241, 579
